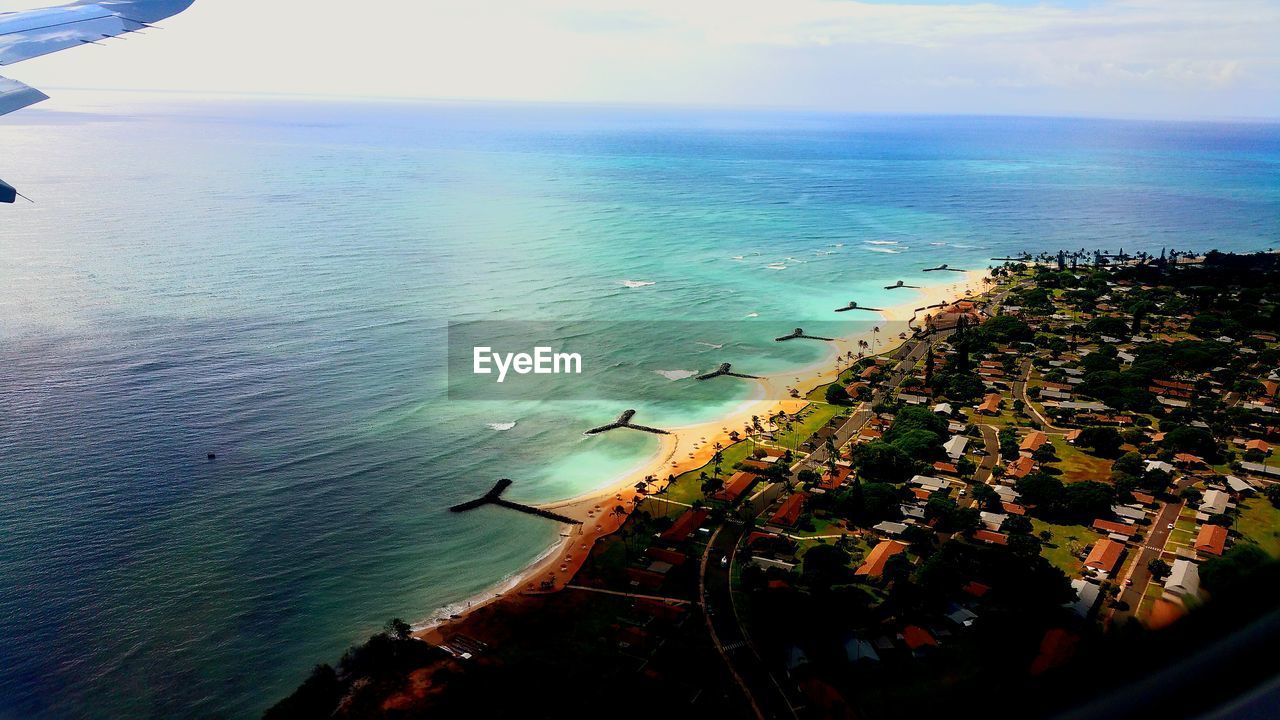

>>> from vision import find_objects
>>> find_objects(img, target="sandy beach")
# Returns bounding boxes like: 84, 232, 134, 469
416, 269, 989, 638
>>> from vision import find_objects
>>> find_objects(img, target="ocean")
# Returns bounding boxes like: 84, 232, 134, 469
1, 98, 1277, 719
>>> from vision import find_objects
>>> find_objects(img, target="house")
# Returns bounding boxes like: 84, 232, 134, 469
933, 461, 959, 476
818, 466, 852, 491
1068, 579, 1101, 618
1195, 525, 1229, 556
844, 638, 881, 664
977, 393, 1003, 416
943, 435, 969, 461
1145, 460, 1177, 475
1226, 476, 1255, 495
946, 607, 978, 627
1001, 502, 1027, 516
1020, 431, 1049, 454
660, 509, 709, 544
1246, 439, 1272, 454
1175, 453, 1207, 468
911, 475, 952, 492
872, 521, 908, 537
979, 511, 1009, 531
1241, 462, 1280, 478
855, 540, 908, 577
933, 402, 954, 416
1092, 519, 1136, 537
1112, 505, 1147, 522
1131, 491, 1156, 506
1065, 429, 1082, 444
769, 493, 807, 528
1199, 489, 1229, 516
1006, 456, 1036, 479
713, 472, 758, 504
901, 625, 939, 652
973, 530, 1008, 545
1083, 538, 1125, 576
1163, 559, 1201, 600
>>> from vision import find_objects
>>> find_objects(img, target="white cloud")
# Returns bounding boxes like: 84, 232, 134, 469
4, 0, 1278, 118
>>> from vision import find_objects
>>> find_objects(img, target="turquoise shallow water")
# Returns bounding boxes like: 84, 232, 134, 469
1, 100, 1277, 718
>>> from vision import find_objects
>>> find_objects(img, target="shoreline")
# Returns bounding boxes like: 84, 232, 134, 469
415, 269, 989, 639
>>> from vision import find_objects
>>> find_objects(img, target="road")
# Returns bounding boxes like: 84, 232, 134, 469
1111, 498, 1183, 623
1012, 358, 1069, 433
974, 424, 1001, 485
701, 482, 797, 720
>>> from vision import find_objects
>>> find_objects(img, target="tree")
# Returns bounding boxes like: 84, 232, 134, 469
891, 428, 944, 459
802, 543, 852, 592
885, 406, 949, 442
1113, 451, 1145, 477
1147, 558, 1172, 580
1207, 513, 1234, 527
852, 442, 919, 484
1079, 426, 1125, 457
1003, 515, 1033, 535
825, 382, 852, 406
1265, 484, 1280, 508
1060, 481, 1116, 524
384, 618, 412, 641
1162, 425, 1221, 462
1200, 544, 1271, 596
971, 483, 1000, 511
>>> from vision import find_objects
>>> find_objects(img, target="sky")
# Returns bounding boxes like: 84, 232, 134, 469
4, 0, 1279, 119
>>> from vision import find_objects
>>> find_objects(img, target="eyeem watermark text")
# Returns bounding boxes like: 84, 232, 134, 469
473, 346, 583, 383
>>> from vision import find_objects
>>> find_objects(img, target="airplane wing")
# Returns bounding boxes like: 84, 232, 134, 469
0, 0, 194, 202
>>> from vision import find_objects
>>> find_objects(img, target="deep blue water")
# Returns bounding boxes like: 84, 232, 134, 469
1, 100, 1277, 718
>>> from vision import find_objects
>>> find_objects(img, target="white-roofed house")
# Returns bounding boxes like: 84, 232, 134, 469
1163, 559, 1201, 602
943, 435, 969, 461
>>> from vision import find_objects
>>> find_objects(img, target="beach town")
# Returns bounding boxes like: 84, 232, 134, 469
270, 249, 1280, 719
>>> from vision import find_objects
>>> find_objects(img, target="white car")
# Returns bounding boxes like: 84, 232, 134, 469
1167, 523, 1175, 530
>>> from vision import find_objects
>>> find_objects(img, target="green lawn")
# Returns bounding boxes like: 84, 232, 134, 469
662, 439, 756, 505
1050, 441, 1114, 483
769, 402, 848, 452
1136, 580, 1164, 621
1032, 518, 1103, 577
1236, 498, 1280, 558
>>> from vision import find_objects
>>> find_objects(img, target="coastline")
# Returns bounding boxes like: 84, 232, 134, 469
415, 269, 989, 639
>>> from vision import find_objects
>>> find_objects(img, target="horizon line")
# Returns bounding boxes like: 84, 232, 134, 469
27, 86, 1280, 126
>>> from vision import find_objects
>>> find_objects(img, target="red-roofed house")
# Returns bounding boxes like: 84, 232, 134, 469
661, 509, 708, 544
1020, 431, 1049, 454
933, 462, 959, 476
1084, 538, 1125, 575
1174, 453, 1207, 468
1092, 519, 1136, 537
1131, 491, 1156, 506
977, 393, 1002, 416
1195, 525, 1229, 556
819, 466, 852, 490
962, 581, 991, 598
713, 472, 758, 504
855, 540, 908, 578
1006, 456, 1036, 479
770, 493, 807, 528
973, 530, 1008, 545
902, 625, 939, 651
